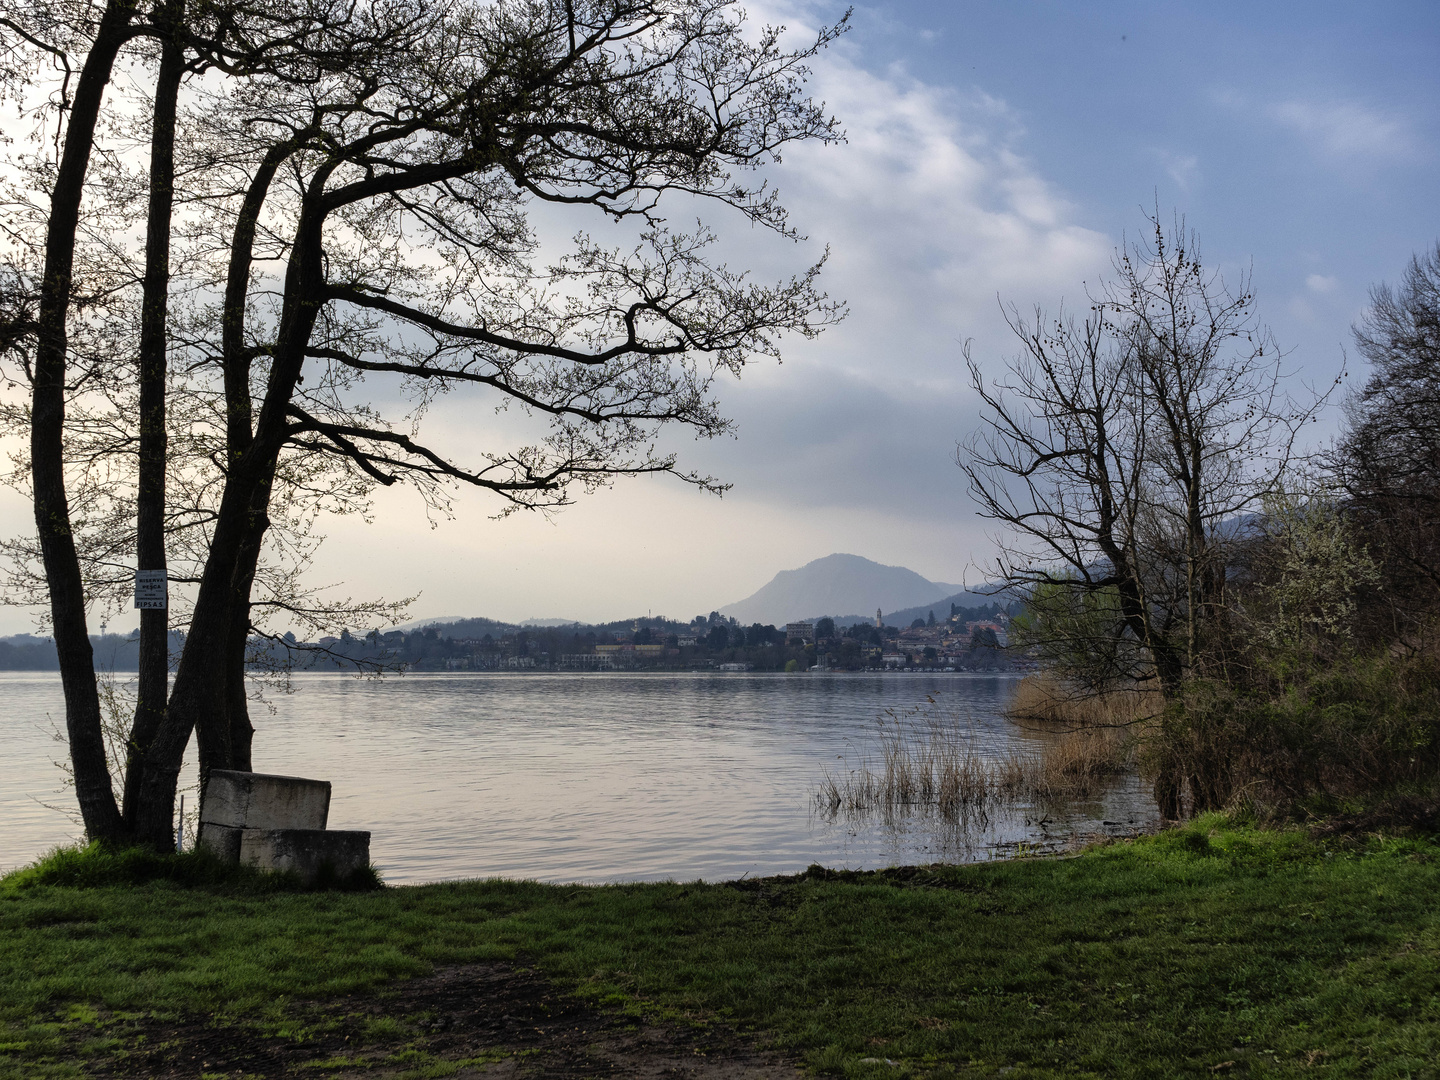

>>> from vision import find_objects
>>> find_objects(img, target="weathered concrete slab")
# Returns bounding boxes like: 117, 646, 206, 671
197, 822, 243, 863
201, 769, 331, 831
238, 828, 371, 885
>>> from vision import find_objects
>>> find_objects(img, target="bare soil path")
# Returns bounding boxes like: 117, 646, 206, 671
86, 961, 802, 1079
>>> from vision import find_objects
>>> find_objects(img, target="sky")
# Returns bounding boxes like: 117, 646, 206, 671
2, 1, 1437, 635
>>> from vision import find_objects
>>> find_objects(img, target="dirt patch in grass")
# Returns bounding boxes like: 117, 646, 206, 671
83, 961, 801, 1079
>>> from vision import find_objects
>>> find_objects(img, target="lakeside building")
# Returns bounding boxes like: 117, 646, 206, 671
558, 653, 614, 670
785, 621, 815, 644
896, 627, 942, 648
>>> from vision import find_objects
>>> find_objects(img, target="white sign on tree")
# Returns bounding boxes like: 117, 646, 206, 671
134, 570, 167, 610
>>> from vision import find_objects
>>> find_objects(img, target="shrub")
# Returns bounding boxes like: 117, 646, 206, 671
1138, 654, 1440, 821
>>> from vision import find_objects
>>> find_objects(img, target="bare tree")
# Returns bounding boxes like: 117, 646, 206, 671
2, 0, 423, 839
961, 214, 1320, 815
3, 0, 156, 840
2, 0, 847, 847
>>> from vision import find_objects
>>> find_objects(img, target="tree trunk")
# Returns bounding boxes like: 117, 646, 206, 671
225, 599, 255, 771
210, 142, 293, 775
133, 201, 325, 845
1153, 768, 1183, 821
31, 0, 140, 843
223, 488, 274, 771
123, 8, 184, 830
126, 136, 296, 842
132, 473, 255, 843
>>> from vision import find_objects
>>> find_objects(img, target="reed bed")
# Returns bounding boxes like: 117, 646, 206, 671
813, 717, 1020, 823
1027, 721, 1131, 800
1008, 674, 1147, 800
813, 694, 1134, 824
1005, 673, 1160, 728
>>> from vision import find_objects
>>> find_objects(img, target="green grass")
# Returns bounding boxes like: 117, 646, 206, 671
3, 840, 383, 892
2, 816, 1438, 1078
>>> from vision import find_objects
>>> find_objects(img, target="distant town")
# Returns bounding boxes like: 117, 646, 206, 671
0, 601, 1026, 674
301, 601, 1023, 674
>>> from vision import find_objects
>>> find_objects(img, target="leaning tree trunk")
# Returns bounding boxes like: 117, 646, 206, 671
209, 142, 294, 777
219, 492, 271, 774
31, 0, 140, 843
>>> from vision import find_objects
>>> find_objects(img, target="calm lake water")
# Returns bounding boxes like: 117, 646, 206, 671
1, 671, 1157, 884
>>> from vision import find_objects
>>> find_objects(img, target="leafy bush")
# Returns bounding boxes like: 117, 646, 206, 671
1139, 654, 1440, 822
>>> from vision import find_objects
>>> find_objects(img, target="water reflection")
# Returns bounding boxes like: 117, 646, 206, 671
812, 773, 1158, 867
1, 671, 1159, 883
810, 698, 1158, 863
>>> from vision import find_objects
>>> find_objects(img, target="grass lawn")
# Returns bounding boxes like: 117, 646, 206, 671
1, 814, 1437, 1078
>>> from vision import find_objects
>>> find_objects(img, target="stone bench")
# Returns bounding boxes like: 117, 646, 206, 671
202, 769, 332, 830
198, 769, 370, 885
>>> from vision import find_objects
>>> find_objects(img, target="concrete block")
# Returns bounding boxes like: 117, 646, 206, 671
201, 769, 331, 831
197, 822, 243, 863
238, 828, 371, 885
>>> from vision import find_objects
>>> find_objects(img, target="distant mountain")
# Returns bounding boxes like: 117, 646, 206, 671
718, 553, 967, 627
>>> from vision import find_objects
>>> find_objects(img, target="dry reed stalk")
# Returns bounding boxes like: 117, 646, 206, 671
1002, 676, 1140, 800
815, 690, 1140, 822
1006, 673, 1160, 728
818, 706, 1035, 820
1028, 724, 1130, 800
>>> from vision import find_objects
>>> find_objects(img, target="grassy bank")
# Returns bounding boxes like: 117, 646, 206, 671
2, 817, 1438, 1078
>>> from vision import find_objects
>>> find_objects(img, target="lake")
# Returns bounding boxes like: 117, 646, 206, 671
0, 671, 1158, 884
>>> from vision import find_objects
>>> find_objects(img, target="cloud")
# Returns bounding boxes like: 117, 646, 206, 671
1157, 151, 1200, 192
419, 4, 1113, 529
1263, 99, 1414, 162
411, 13, 1116, 609
763, 53, 1112, 370
1306, 274, 1339, 294
647, 43, 1112, 525
307, 37, 1116, 622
